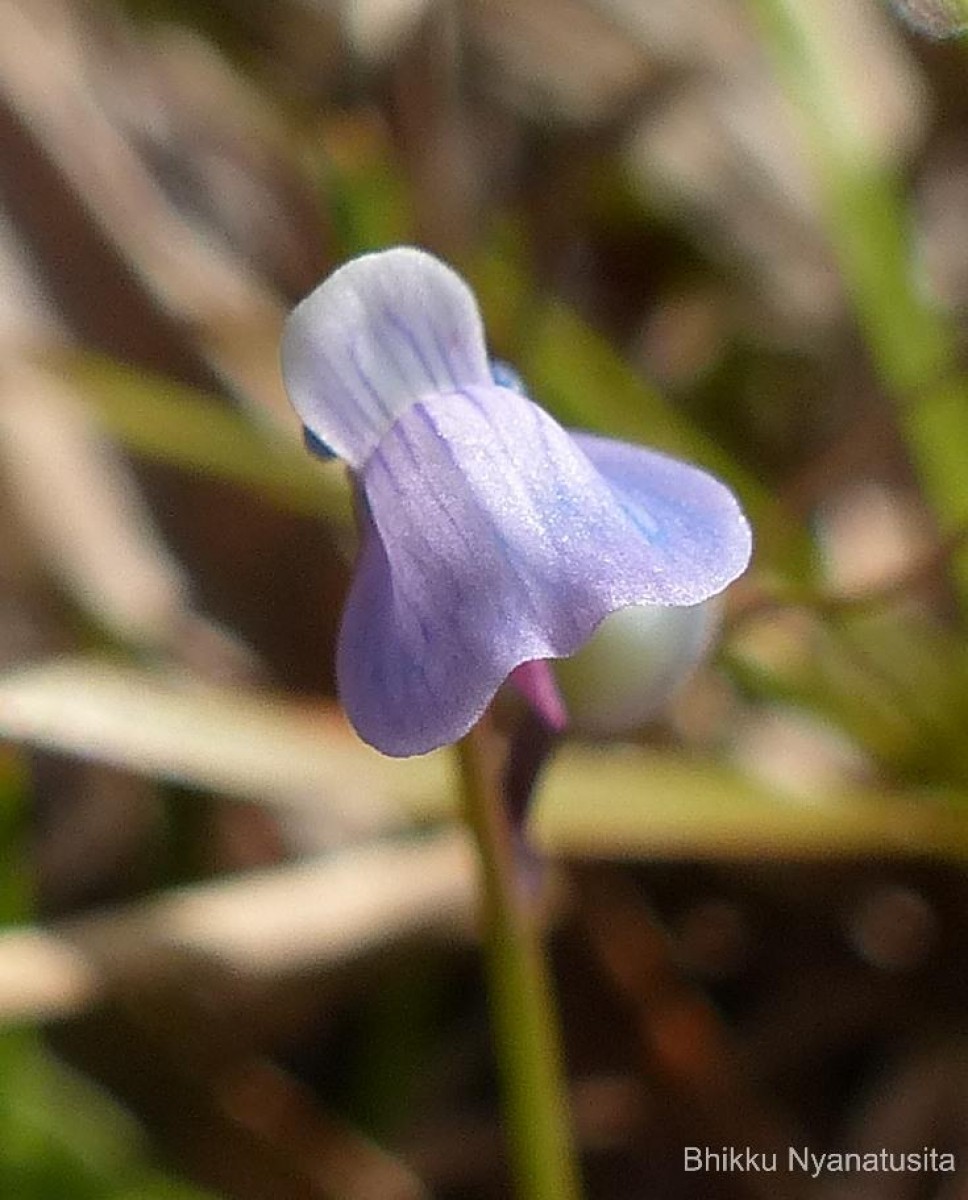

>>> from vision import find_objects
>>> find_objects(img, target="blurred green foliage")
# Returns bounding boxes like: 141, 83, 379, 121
0, 760, 214, 1200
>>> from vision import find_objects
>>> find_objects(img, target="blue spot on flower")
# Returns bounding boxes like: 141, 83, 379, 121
281, 247, 752, 756
490, 359, 529, 395
302, 425, 336, 460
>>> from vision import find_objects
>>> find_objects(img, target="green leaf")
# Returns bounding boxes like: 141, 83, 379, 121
320, 115, 416, 257
0, 1035, 215, 1199
533, 746, 968, 860
746, 0, 968, 605
728, 608, 968, 786
63, 356, 353, 527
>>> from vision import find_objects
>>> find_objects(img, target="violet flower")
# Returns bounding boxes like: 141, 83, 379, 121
282, 247, 751, 757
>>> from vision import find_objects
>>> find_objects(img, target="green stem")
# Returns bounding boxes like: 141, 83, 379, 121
455, 729, 582, 1200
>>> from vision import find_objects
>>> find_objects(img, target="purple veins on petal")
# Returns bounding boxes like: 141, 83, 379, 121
282, 246, 752, 756
281, 247, 491, 468
336, 384, 750, 756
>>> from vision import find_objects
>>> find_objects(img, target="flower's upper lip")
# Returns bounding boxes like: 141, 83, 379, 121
281, 247, 492, 469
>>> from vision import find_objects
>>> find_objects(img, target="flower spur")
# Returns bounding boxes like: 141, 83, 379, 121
282, 247, 751, 756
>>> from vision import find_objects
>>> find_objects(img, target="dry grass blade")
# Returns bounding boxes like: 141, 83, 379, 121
0, 361, 194, 650
342, 0, 439, 62
0, 828, 474, 1025
466, 0, 653, 127
0, 656, 449, 831
0, 0, 293, 427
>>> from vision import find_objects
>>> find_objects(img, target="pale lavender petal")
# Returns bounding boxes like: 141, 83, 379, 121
337, 386, 747, 756
281, 248, 492, 468
571, 432, 752, 603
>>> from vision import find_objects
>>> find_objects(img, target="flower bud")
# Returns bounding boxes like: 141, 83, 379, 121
552, 598, 721, 737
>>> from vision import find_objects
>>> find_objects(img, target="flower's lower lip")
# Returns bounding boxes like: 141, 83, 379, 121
335, 385, 749, 756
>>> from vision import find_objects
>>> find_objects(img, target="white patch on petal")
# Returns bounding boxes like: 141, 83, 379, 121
281, 247, 492, 468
